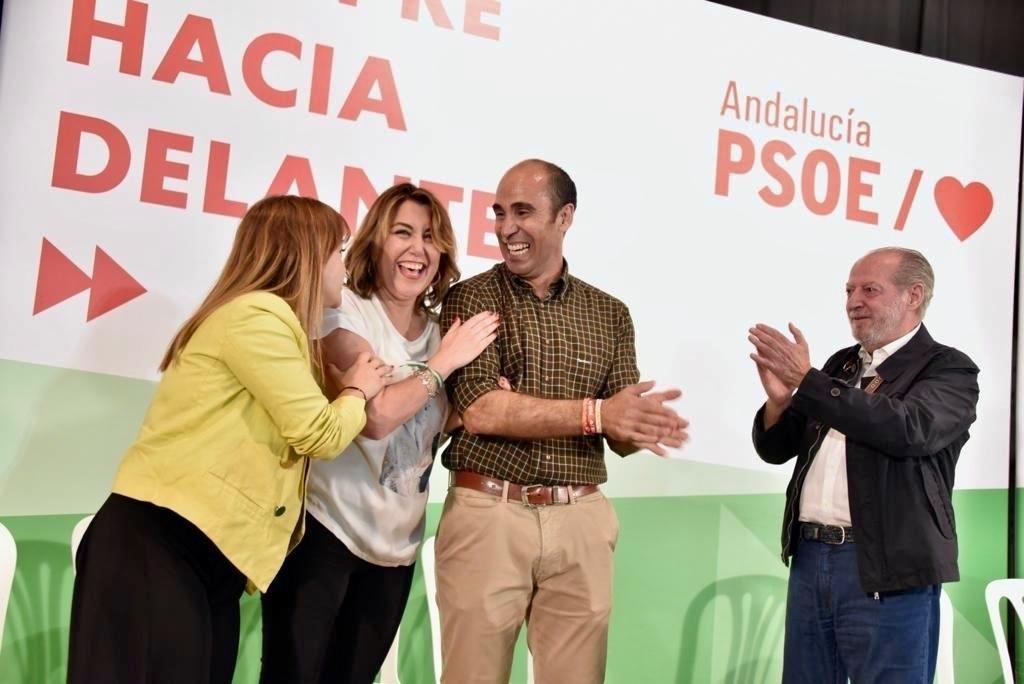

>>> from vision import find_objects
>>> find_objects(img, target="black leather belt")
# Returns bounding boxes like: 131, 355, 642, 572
801, 521, 855, 544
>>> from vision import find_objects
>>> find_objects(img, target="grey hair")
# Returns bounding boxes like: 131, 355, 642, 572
867, 247, 935, 316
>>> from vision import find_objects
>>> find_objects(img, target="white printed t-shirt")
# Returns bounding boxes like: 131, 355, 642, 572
307, 288, 447, 566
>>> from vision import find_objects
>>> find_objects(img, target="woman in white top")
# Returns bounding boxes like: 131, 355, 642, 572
260, 183, 498, 683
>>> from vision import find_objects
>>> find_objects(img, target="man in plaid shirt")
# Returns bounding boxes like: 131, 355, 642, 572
435, 159, 688, 682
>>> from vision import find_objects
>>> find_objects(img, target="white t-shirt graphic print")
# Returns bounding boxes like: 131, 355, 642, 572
306, 288, 447, 566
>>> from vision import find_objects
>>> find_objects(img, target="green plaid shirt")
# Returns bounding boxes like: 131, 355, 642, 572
439, 262, 640, 485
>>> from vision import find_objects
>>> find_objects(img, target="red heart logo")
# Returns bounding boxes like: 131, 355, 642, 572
933, 177, 993, 241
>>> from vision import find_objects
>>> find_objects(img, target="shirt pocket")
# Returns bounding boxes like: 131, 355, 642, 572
568, 328, 615, 396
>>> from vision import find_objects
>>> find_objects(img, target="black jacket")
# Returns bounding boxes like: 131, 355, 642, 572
752, 325, 979, 593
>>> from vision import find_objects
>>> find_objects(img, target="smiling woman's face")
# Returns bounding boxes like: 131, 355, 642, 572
375, 199, 441, 303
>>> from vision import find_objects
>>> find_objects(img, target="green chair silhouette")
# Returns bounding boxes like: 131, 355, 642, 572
678, 575, 786, 683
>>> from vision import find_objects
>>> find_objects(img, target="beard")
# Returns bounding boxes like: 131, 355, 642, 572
850, 300, 906, 351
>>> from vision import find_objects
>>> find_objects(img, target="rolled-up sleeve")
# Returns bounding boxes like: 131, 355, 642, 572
600, 303, 640, 398
220, 301, 366, 459
441, 282, 501, 414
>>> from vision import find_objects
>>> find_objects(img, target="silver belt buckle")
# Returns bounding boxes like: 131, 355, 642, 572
825, 524, 846, 544
521, 484, 544, 507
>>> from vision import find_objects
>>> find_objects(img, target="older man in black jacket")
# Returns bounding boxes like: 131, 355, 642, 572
749, 247, 979, 684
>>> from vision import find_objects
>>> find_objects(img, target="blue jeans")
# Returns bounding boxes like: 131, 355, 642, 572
782, 538, 940, 683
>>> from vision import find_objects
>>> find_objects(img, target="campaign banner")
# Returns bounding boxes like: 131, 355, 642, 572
0, 0, 1019, 502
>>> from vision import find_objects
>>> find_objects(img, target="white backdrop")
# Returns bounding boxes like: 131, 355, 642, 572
0, 0, 1020, 496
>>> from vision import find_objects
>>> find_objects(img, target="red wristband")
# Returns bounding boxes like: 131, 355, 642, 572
582, 398, 598, 436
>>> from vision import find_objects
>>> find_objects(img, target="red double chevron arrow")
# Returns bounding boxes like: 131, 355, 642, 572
33, 239, 146, 321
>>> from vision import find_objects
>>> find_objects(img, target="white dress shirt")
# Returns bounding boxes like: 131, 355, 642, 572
798, 324, 921, 526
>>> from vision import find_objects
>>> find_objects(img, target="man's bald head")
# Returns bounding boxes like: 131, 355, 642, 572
503, 159, 577, 219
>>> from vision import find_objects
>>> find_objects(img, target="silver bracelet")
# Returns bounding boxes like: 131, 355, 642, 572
415, 367, 439, 398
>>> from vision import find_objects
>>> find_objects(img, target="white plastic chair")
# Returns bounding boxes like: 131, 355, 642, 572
0, 522, 16, 655
936, 588, 955, 684
985, 578, 1024, 684
421, 536, 534, 683
70, 514, 94, 574
421, 536, 444, 683
378, 632, 400, 683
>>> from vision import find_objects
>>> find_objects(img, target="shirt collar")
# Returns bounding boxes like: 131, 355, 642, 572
858, 323, 921, 373
502, 260, 571, 301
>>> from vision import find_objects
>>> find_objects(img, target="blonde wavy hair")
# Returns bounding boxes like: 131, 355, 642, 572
159, 195, 350, 378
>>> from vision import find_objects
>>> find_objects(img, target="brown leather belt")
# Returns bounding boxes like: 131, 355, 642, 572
452, 471, 599, 506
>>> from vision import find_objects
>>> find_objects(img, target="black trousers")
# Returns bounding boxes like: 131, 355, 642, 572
67, 494, 246, 684
260, 514, 415, 684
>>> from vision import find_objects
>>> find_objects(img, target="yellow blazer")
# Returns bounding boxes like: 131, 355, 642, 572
112, 291, 366, 591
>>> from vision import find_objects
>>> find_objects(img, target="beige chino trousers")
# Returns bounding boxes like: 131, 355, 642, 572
435, 484, 619, 683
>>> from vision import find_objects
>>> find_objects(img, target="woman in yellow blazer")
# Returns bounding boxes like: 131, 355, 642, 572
66, 196, 390, 684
